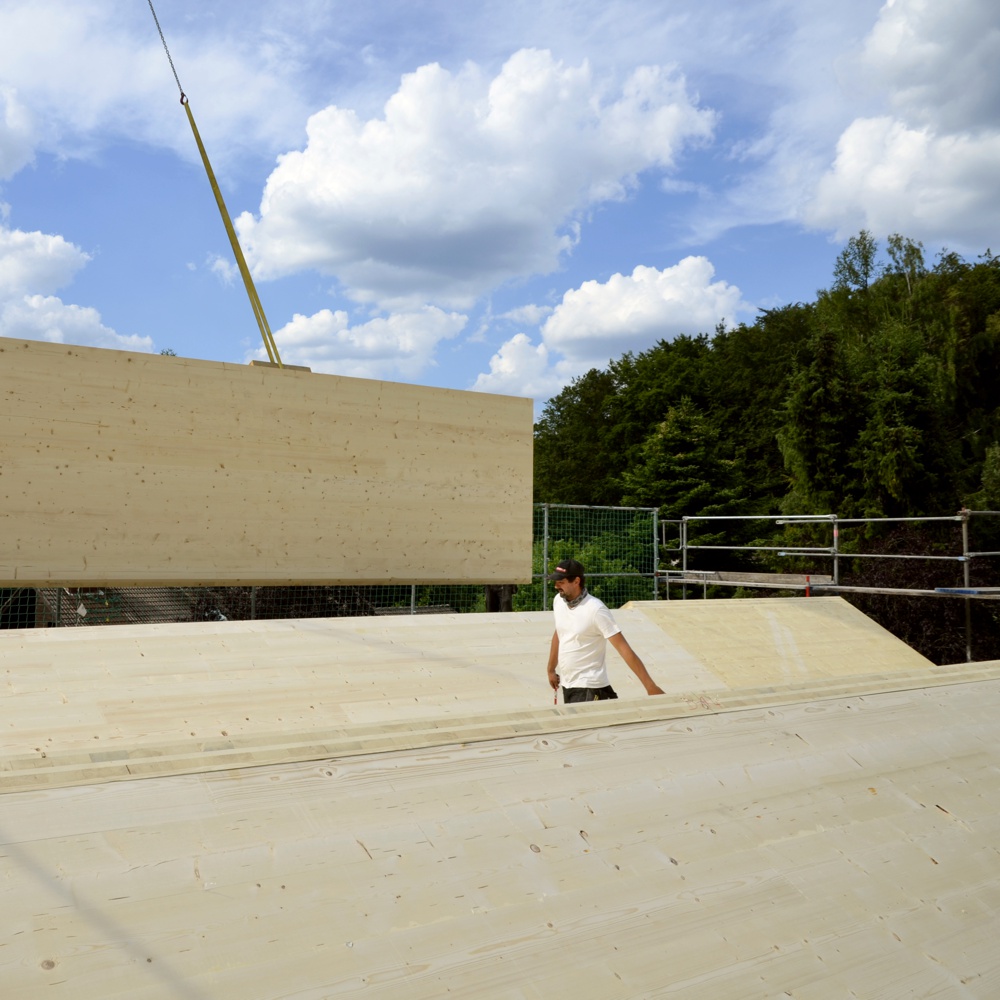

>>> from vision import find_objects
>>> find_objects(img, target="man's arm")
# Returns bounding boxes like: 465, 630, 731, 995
608, 632, 664, 695
547, 631, 561, 690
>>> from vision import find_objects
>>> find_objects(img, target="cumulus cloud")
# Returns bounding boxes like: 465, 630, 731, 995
500, 303, 553, 326
474, 256, 745, 399
802, 0, 1000, 246
858, 0, 1000, 132
683, 0, 1000, 249
237, 48, 715, 308
263, 305, 467, 379
542, 257, 745, 369
0, 223, 151, 351
0, 225, 88, 296
0, 294, 153, 351
472, 332, 563, 400
805, 117, 1000, 243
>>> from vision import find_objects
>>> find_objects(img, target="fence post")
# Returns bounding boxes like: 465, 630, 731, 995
961, 509, 971, 662
652, 509, 659, 600
541, 503, 550, 611
681, 517, 689, 600
832, 515, 839, 585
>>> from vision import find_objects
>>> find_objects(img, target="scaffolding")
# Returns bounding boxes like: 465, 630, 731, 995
661, 509, 1000, 661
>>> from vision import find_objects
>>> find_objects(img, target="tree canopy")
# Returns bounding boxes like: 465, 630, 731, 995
534, 232, 1000, 522
533, 234, 1000, 662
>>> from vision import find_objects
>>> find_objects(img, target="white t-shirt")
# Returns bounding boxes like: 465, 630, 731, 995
553, 591, 621, 689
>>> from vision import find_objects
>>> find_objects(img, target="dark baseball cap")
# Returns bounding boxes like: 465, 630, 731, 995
547, 558, 585, 581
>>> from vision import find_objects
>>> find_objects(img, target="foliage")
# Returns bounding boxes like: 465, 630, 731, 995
533, 335, 713, 504
514, 509, 659, 612
534, 232, 1000, 522
532, 232, 1000, 661
532, 368, 621, 504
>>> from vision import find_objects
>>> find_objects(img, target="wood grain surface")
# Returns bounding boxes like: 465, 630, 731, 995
0, 339, 532, 586
3, 598, 998, 997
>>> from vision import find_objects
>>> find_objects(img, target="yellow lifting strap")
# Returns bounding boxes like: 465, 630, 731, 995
147, 0, 283, 367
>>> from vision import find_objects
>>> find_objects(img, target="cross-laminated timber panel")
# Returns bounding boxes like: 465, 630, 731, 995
0, 339, 533, 586
0, 598, 938, 791
5, 599, 1000, 997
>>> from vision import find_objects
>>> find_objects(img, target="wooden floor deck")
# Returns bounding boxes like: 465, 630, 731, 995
3, 597, 999, 997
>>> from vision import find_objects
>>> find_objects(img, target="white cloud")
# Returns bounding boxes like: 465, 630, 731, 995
0, 223, 151, 351
542, 257, 745, 369
674, 2, 884, 241
207, 253, 238, 285
16, 0, 1000, 396
0, 294, 153, 351
0, 86, 34, 180
0, 225, 88, 296
0, 0, 310, 171
499, 303, 552, 326
805, 117, 1000, 243
791, 0, 1000, 248
858, 0, 1000, 132
473, 256, 745, 401
264, 305, 467, 379
237, 48, 715, 307
472, 332, 563, 400
672, 0, 1000, 250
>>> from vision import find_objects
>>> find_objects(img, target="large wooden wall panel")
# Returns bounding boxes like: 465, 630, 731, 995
0, 339, 533, 585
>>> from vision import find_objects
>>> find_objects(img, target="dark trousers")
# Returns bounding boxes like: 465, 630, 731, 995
562, 685, 618, 704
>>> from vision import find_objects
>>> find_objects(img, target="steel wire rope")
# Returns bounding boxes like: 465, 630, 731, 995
146, 0, 283, 367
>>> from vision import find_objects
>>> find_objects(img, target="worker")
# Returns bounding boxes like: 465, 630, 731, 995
546, 558, 664, 702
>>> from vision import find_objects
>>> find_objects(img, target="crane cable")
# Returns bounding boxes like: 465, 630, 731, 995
147, 0, 283, 367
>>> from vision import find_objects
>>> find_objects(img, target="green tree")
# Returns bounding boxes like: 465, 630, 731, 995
833, 229, 879, 294
966, 444, 1000, 509
603, 333, 713, 485
777, 322, 860, 514
620, 397, 745, 528
708, 305, 813, 512
831, 229, 879, 339
850, 320, 950, 515
533, 368, 619, 504
884, 233, 926, 300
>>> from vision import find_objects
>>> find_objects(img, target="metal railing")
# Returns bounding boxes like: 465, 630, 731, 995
534, 503, 659, 610
659, 509, 1000, 660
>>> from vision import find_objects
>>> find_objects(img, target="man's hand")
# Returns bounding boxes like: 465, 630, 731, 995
547, 631, 561, 691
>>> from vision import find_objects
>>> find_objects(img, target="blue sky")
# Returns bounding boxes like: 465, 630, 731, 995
2, 0, 998, 410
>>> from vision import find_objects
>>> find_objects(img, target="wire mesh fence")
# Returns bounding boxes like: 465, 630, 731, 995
4, 505, 660, 629
531, 503, 660, 610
